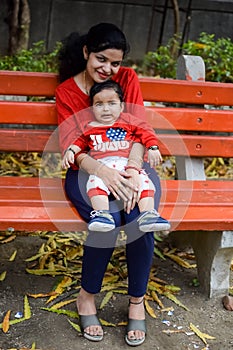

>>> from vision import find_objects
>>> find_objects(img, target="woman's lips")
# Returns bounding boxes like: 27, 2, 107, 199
97, 71, 111, 80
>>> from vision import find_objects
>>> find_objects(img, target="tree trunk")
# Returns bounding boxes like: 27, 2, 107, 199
170, 0, 180, 58
8, 0, 31, 55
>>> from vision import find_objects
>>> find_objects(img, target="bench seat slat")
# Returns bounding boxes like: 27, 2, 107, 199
0, 206, 232, 232
0, 187, 232, 205
0, 177, 232, 232
0, 178, 232, 205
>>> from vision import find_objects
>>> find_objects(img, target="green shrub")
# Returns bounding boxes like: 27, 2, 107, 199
136, 37, 178, 79
0, 41, 61, 72
137, 32, 233, 82
1, 33, 233, 83
182, 33, 233, 82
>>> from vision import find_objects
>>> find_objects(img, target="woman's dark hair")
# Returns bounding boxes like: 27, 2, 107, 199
89, 80, 124, 105
58, 23, 130, 83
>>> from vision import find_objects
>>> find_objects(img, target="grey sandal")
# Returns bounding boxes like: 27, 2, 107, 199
80, 314, 103, 342
125, 299, 146, 347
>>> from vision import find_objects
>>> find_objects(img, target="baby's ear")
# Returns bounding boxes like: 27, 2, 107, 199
120, 102, 125, 112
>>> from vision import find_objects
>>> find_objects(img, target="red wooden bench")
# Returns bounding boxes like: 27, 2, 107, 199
0, 62, 233, 298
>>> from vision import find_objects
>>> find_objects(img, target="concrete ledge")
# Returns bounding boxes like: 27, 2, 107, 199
168, 230, 233, 298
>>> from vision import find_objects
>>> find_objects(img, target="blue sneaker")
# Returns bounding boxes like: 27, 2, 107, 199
137, 209, 171, 232
88, 210, 115, 232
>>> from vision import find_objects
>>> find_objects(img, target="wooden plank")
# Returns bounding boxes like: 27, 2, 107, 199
1, 103, 233, 133
0, 101, 57, 124
145, 107, 233, 132
0, 206, 87, 232
0, 204, 232, 232
0, 129, 59, 152
1, 129, 232, 156
1, 185, 232, 206
0, 177, 232, 191
158, 134, 233, 157
140, 78, 233, 106
0, 71, 233, 106
0, 71, 58, 96
0, 178, 232, 232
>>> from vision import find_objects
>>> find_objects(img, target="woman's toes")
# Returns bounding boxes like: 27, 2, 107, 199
127, 329, 144, 340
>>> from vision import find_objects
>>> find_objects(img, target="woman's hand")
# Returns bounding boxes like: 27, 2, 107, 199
96, 164, 139, 202
123, 170, 141, 214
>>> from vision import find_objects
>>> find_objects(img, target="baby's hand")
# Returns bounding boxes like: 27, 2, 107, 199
62, 149, 74, 169
148, 149, 162, 168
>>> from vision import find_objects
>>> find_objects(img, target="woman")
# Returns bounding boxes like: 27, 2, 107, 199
56, 23, 162, 346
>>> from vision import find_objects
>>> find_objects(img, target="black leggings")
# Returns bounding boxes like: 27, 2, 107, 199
65, 163, 161, 296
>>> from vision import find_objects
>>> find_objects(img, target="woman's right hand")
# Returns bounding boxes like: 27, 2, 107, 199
96, 164, 139, 201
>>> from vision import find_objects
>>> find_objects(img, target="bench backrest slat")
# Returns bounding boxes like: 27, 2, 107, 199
0, 71, 233, 105
140, 78, 233, 106
1, 129, 232, 157
1, 104, 233, 132
0, 101, 57, 124
0, 71, 58, 96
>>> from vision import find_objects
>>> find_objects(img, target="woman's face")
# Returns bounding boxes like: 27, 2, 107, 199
84, 47, 124, 83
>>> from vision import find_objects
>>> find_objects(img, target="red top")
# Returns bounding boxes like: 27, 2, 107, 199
56, 67, 145, 153
73, 112, 158, 160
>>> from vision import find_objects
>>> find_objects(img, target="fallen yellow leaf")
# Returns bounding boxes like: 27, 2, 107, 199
163, 291, 190, 311
0, 271, 7, 281
151, 290, 164, 309
9, 250, 17, 261
164, 252, 196, 269
190, 323, 216, 345
24, 295, 31, 319
99, 318, 116, 327
50, 298, 77, 310
28, 291, 57, 299
100, 291, 113, 309
2, 310, 11, 333
0, 235, 16, 244
47, 276, 72, 303
145, 300, 157, 318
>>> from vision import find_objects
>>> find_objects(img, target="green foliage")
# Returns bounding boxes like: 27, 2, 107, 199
182, 33, 233, 82
1, 33, 233, 83
138, 32, 233, 82
0, 41, 61, 72
136, 37, 178, 79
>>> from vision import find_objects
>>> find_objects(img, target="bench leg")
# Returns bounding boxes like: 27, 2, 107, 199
175, 157, 206, 180
168, 230, 233, 298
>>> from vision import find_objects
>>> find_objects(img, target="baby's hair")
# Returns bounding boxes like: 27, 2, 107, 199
89, 80, 124, 105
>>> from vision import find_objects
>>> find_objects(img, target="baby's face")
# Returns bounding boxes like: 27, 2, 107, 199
92, 88, 124, 125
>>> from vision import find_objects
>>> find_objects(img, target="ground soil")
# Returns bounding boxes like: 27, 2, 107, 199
0, 235, 232, 350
